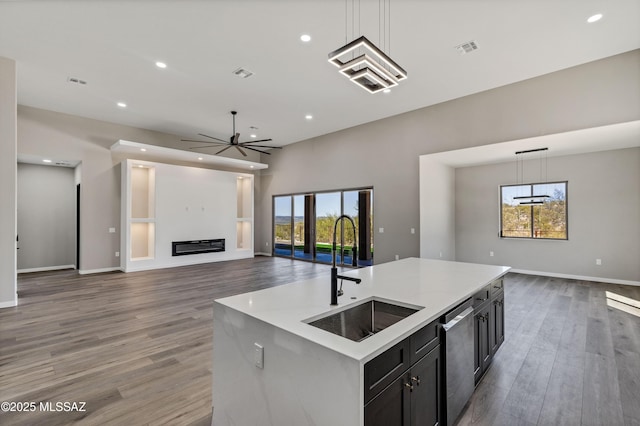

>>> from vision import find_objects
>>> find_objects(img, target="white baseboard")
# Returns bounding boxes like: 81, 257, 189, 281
122, 252, 255, 273
510, 269, 640, 286
78, 267, 123, 275
0, 299, 17, 308
255, 252, 272, 257
18, 265, 75, 274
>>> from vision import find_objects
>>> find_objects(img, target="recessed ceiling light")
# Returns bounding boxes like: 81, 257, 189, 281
140, 148, 146, 152
198, 157, 203, 161
250, 134, 257, 138
238, 176, 244, 180
383, 89, 391, 94
587, 13, 603, 23
117, 102, 127, 108
155, 61, 167, 69
305, 114, 313, 120
250, 165, 254, 169
138, 165, 144, 168
300, 34, 311, 42
42, 159, 52, 163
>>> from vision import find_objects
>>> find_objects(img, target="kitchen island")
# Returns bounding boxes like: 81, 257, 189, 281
212, 258, 510, 426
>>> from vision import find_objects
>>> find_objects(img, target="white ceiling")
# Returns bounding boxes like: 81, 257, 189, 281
1, 1, 639, 148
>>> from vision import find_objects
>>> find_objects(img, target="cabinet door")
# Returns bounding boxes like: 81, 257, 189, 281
474, 304, 491, 385
364, 338, 412, 403
410, 346, 441, 426
490, 291, 505, 355
364, 372, 411, 426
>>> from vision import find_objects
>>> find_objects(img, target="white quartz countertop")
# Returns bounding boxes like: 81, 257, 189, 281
215, 258, 510, 363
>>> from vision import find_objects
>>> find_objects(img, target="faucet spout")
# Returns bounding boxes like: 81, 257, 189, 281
330, 215, 361, 305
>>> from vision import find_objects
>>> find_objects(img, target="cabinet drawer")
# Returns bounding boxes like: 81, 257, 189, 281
409, 319, 440, 364
490, 279, 504, 298
472, 285, 491, 307
364, 337, 411, 404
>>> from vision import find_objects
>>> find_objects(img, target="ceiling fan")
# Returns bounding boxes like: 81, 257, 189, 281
181, 111, 281, 157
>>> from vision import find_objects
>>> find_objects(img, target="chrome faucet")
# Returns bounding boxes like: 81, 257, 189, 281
331, 215, 362, 305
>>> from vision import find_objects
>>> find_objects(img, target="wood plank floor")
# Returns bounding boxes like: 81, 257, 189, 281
457, 273, 640, 426
1, 257, 329, 426
1, 258, 639, 425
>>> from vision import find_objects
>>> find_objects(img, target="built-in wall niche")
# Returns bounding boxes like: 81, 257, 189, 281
129, 164, 155, 261
236, 176, 253, 250
131, 222, 155, 259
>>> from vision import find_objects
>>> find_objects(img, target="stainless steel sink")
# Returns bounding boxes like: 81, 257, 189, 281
305, 299, 423, 342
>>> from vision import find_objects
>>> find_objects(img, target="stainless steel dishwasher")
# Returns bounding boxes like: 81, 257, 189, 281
441, 299, 475, 426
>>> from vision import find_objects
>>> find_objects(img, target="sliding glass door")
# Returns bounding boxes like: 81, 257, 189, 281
274, 196, 292, 257
273, 187, 373, 267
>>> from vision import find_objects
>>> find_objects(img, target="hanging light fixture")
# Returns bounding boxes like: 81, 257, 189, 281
328, 0, 407, 93
514, 147, 550, 205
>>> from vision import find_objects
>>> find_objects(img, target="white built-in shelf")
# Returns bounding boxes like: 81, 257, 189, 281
111, 140, 268, 171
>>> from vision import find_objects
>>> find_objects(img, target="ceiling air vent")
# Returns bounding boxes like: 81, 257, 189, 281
67, 77, 87, 85
232, 67, 254, 79
455, 41, 478, 54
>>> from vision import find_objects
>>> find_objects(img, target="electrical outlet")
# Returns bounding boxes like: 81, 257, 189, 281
490, 251, 494, 257
379, 227, 384, 233
115, 251, 120, 257
395, 254, 399, 260
596, 259, 602, 266
109, 227, 116, 233
439, 252, 443, 258
254, 343, 264, 369
410, 228, 415, 234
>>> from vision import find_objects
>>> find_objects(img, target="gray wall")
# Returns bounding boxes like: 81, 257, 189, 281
17, 163, 76, 271
454, 148, 640, 282
258, 50, 640, 264
419, 158, 455, 261
0, 57, 17, 307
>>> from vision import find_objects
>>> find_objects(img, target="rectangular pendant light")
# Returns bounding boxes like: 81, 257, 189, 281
519, 201, 545, 205
329, 35, 407, 93
513, 195, 550, 200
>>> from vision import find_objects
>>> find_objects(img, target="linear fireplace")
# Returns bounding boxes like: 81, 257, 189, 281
172, 239, 225, 256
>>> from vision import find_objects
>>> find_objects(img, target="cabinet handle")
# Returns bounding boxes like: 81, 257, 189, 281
411, 376, 421, 386
405, 382, 413, 391
493, 285, 501, 289
476, 297, 487, 301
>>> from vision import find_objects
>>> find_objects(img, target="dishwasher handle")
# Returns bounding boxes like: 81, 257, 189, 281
442, 306, 474, 332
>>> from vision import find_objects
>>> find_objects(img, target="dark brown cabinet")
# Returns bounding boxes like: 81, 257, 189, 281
490, 290, 504, 355
474, 279, 505, 385
473, 301, 491, 385
365, 321, 441, 426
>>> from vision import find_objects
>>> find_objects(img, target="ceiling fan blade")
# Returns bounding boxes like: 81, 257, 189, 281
182, 139, 229, 145
243, 146, 272, 155
215, 145, 233, 155
189, 144, 231, 150
198, 133, 229, 143
235, 145, 247, 157
240, 138, 273, 144
242, 144, 282, 149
